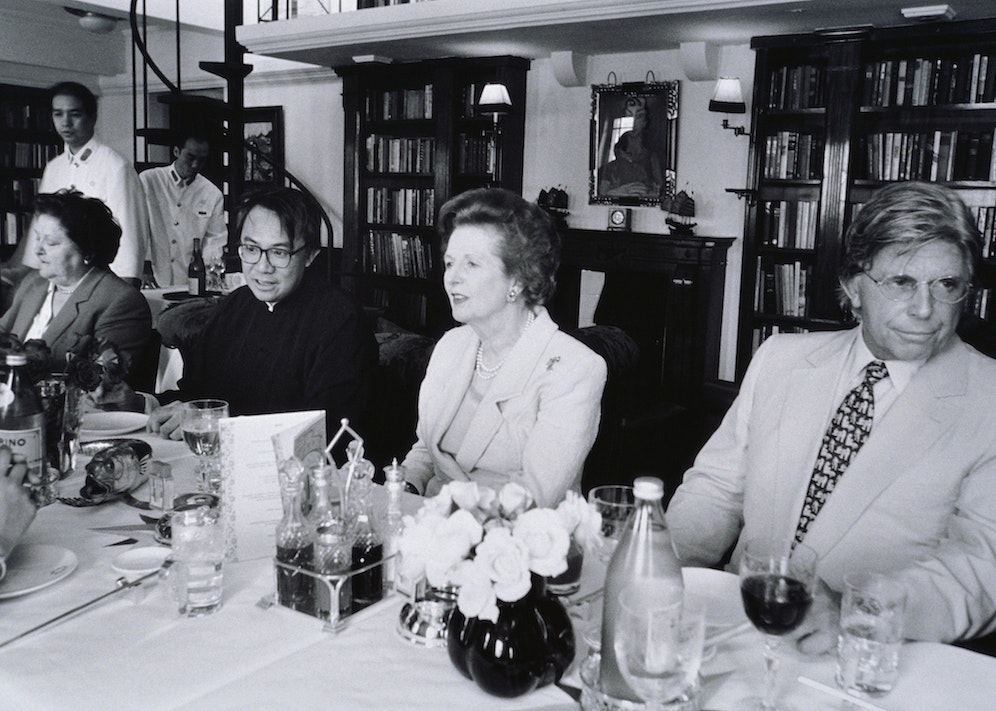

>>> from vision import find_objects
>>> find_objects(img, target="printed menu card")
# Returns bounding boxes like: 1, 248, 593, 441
218, 410, 326, 561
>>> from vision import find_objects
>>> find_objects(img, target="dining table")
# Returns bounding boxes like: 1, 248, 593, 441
0, 431, 993, 710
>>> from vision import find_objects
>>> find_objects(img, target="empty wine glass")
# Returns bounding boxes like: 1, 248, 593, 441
613, 580, 704, 710
738, 537, 817, 711
181, 399, 229, 493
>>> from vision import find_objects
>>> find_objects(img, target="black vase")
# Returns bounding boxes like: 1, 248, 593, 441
447, 574, 575, 698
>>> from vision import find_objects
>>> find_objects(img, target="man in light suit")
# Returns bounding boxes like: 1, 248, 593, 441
667, 181, 996, 646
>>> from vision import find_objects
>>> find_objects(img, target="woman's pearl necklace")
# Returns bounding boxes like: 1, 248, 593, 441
475, 311, 536, 380
54, 284, 77, 295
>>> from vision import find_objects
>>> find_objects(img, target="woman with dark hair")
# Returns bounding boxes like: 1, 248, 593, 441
402, 188, 607, 507
0, 190, 151, 368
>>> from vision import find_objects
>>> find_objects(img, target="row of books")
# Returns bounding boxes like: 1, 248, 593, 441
759, 200, 819, 249
1, 211, 28, 246
455, 130, 496, 175
857, 130, 996, 182
750, 323, 810, 354
968, 288, 992, 320
975, 206, 996, 259
754, 259, 811, 317
762, 131, 824, 180
1, 178, 39, 210
459, 83, 488, 120
0, 141, 58, 170
365, 186, 435, 226
862, 54, 996, 108
363, 85, 433, 121
767, 64, 826, 110
0, 101, 50, 131
363, 230, 434, 279
364, 135, 435, 174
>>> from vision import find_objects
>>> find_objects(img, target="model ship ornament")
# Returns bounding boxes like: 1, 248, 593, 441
661, 189, 696, 235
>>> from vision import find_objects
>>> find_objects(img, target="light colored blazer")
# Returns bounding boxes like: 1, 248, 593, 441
402, 308, 607, 507
0, 270, 152, 369
667, 328, 996, 642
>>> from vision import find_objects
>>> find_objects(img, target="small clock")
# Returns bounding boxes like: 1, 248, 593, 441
607, 207, 631, 231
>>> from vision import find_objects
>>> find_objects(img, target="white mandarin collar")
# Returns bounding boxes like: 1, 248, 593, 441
66, 138, 96, 166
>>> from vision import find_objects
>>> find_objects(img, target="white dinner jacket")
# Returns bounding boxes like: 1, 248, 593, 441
402, 308, 606, 507
667, 327, 996, 642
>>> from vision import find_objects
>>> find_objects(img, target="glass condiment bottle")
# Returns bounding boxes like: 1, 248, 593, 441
350, 507, 383, 613
599, 476, 684, 701
381, 458, 406, 588
275, 460, 315, 616
314, 523, 352, 622
0, 353, 48, 505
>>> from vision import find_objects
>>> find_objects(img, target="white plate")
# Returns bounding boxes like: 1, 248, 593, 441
0, 544, 78, 599
682, 567, 748, 631
112, 546, 170, 581
80, 411, 149, 437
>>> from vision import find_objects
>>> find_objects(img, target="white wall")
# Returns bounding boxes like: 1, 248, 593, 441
523, 46, 754, 380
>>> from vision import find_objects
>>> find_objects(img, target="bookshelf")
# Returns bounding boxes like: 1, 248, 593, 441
0, 84, 60, 262
336, 56, 529, 335
737, 21, 996, 378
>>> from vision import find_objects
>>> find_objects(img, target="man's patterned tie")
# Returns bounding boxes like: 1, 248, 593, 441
794, 361, 889, 544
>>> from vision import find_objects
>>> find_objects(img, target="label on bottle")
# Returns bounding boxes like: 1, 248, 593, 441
0, 425, 44, 480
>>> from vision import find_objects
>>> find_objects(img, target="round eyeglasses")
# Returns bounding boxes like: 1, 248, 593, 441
862, 272, 970, 304
237, 243, 306, 269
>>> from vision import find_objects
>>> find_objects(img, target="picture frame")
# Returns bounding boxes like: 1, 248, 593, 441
243, 106, 285, 185
589, 81, 679, 207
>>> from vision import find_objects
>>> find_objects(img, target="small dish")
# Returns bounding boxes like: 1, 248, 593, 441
112, 546, 171, 581
0, 544, 78, 599
80, 411, 149, 437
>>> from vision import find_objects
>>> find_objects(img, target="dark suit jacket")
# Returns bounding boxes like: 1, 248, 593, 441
0, 269, 152, 370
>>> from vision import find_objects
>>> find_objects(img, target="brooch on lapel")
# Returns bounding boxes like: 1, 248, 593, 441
546, 356, 561, 371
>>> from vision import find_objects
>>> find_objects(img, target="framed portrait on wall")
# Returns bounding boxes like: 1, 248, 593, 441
243, 106, 285, 185
589, 81, 679, 207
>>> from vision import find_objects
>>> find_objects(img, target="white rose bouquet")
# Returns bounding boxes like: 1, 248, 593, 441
397, 481, 601, 622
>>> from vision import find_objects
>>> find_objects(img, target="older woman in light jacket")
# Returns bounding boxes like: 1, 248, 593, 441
402, 188, 606, 507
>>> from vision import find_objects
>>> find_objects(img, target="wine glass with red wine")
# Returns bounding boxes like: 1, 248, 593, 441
738, 537, 817, 710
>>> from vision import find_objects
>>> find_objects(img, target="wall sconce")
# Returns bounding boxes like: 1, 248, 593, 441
709, 77, 749, 137
477, 83, 513, 184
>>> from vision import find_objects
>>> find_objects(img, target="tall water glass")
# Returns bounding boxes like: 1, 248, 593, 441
588, 484, 635, 562
738, 538, 817, 711
181, 399, 228, 493
170, 506, 225, 616
614, 581, 705, 710
836, 572, 907, 698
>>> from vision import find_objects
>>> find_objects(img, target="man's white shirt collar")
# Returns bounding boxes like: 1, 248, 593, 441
65, 137, 97, 167
854, 330, 924, 395
169, 163, 193, 187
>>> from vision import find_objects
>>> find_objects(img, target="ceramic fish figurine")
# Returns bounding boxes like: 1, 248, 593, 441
79, 439, 153, 503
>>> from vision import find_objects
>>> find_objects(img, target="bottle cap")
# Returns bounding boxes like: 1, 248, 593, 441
633, 476, 664, 500
5, 353, 27, 366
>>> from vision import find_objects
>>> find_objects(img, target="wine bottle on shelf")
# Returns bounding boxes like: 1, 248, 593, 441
275, 464, 315, 616
599, 476, 684, 701
188, 237, 206, 296
0, 353, 48, 505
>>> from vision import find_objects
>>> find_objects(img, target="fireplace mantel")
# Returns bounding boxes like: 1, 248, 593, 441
549, 229, 734, 403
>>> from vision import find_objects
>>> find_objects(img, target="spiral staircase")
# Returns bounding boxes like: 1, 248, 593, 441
128, 0, 335, 278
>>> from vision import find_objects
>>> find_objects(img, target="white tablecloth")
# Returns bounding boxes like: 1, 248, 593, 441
0, 434, 574, 710
141, 287, 187, 392
0, 433, 993, 710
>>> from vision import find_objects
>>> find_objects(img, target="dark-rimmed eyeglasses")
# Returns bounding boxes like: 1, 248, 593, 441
237, 243, 306, 269
862, 272, 970, 304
